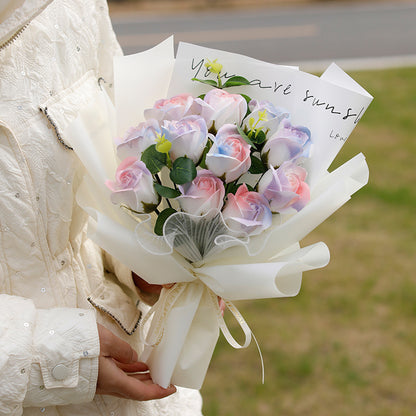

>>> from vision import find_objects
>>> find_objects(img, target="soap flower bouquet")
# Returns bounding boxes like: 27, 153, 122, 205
68, 39, 372, 389
106, 59, 312, 265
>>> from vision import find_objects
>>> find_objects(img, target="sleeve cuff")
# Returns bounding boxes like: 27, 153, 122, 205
23, 308, 99, 407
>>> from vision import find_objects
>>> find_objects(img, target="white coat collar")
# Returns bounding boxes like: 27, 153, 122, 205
0, 0, 53, 46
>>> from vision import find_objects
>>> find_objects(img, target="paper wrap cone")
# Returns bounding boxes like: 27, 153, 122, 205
64, 36, 372, 388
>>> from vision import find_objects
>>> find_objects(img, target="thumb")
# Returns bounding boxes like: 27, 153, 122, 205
98, 324, 138, 364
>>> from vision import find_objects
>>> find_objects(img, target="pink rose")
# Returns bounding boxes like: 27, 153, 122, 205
258, 161, 310, 213
261, 120, 312, 168
196, 88, 247, 130
162, 115, 208, 163
105, 157, 159, 213
222, 184, 272, 236
116, 119, 161, 161
144, 93, 199, 123
205, 124, 251, 183
177, 170, 225, 216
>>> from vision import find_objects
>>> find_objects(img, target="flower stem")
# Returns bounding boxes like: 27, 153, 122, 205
217, 73, 223, 89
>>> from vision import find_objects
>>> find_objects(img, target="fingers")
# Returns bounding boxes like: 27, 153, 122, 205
218, 297, 226, 316
162, 283, 175, 289
114, 360, 148, 373
121, 376, 177, 401
96, 324, 177, 401
132, 273, 164, 294
98, 357, 176, 401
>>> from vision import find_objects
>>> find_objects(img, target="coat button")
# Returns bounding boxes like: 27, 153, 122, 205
52, 364, 69, 380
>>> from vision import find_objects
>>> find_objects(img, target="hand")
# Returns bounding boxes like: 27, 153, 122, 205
132, 272, 174, 295
96, 324, 176, 401
133, 272, 225, 315
219, 298, 226, 316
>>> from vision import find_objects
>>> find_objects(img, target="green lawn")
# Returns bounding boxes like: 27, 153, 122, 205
201, 66, 416, 416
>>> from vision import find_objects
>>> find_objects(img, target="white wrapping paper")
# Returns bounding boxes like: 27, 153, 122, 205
65, 38, 372, 389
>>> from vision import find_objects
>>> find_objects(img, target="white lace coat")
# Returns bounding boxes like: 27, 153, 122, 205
0, 1, 203, 415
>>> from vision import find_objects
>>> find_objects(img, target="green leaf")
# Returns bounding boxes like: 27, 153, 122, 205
153, 182, 181, 199
225, 182, 240, 195
141, 145, 167, 174
240, 93, 252, 105
198, 139, 213, 169
245, 183, 255, 192
249, 154, 267, 174
236, 125, 255, 148
240, 94, 253, 119
191, 78, 218, 87
250, 129, 267, 145
222, 76, 251, 88
197, 94, 206, 100
154, 208, 177, 236
169, 157, 197, 185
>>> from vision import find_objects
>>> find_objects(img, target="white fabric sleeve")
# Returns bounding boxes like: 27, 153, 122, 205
0, 294, 99, 415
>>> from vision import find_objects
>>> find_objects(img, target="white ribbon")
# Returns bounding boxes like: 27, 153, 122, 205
139, 282, 252, 349
138, 275, 264, 388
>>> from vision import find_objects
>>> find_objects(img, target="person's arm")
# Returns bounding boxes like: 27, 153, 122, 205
0, 294, 175, 415
0, 294, 99, 414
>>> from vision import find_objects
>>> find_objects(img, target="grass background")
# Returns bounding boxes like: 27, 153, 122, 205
200, 66, 416, 415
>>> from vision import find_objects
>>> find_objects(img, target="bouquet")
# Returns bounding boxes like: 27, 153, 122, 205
65, 37, 373, 389
106, 61, 313, 263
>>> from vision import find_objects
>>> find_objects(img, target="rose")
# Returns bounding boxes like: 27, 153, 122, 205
144, 93, 199, 123
261, 120, 312, 168
116, 119, 161, 161
177, 170, 225, 216
196, 88, 247, 131
258, 161, 310, 213
222, 184, 272, 236
242, 99, 289, 138
105, 157, 159, 213
162, 115, 208, 163
205, 124, 251, 183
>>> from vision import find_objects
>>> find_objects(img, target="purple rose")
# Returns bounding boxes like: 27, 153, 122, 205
258, 162, 310, 213
261, 120, 312, 168
243, 99, 289, 138
162, 115, 208, 163
116, 119, 161, 161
